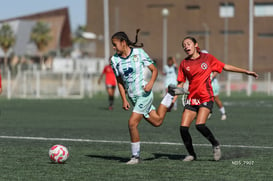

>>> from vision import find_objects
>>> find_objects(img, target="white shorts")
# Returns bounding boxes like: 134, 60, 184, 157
129, 91, 156, 118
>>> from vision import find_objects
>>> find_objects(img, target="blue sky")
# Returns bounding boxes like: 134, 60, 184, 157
0, 0, 85, 32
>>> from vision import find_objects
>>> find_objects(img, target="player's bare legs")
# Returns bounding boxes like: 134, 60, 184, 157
145, 104, 169, 127
126, 112, 143, 164
180, 107, 221, 161
214, 95, 227, 120
106, 87, 115, 110
214, 95, 223, 108
128, 112, 143, 142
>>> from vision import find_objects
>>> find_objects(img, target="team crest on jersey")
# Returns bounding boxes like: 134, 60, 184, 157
201, 63, 208, 70
186, 66, 190, 71
133, 55, 139, 62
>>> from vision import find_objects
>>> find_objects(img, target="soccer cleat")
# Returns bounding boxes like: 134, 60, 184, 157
221, 114, 227, 120
213, 145, 221, 161
168, 84, 189, 96
126, 156, 140, 165
182, 155, 196, 162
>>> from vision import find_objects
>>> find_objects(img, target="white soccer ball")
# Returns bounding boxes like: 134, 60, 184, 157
49, 144, 69, 163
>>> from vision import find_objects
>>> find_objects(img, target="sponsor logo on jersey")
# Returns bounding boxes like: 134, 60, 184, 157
201, 63, 208, 70
123, 67, 133, 76
133, 55, 139, 62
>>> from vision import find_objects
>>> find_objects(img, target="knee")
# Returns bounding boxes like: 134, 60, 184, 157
153, 120, 162, 127
128, 120, 138, 130
195, 124, 206, 132
145, 117, 162, 127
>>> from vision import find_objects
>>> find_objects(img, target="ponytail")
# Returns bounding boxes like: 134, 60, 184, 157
131, 29, 144, 47
111, 29, 144, 48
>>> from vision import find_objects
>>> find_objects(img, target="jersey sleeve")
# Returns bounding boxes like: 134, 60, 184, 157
177, 60, 186, 83
209, 54, 225, 73
140, 48, 153, 67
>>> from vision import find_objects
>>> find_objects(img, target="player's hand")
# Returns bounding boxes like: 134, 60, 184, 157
246, 71, 259, 79
122, 101, 130, 110
143, 83, 153, 92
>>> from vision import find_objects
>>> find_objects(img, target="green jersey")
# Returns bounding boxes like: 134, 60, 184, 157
111, 48, 154, 98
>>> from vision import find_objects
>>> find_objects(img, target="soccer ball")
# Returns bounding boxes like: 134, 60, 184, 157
49, 144, 69, 163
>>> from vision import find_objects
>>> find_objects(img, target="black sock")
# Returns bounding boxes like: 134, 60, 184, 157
109, 96, 114, 106
180, 126, 196, 158
196, 124, 219, 146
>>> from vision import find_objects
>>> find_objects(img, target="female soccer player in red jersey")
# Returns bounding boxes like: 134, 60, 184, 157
98, 58, 117, 110
177, 37, 258, 161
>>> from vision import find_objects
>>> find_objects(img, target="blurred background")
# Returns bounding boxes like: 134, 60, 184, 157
0, 0, 272, 99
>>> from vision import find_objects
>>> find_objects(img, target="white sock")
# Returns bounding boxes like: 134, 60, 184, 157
219, 107, 225, 114
131, 142, 140, 157
161, 93, 173, 107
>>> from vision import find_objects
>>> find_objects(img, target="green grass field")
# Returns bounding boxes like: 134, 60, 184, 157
0, 94, 272, 181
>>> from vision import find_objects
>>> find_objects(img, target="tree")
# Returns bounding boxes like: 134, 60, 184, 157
0, 23, 15, 72
30, 21, 52, 68
73, 25, 87, 44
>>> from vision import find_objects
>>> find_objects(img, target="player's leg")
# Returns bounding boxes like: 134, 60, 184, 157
214, 95, 227, 120
213, 79, 227, 120
147, 85, 188, 125
180, 108, 197, 161
107, 86, 115, 110
145, 91, 175, 126
195, 102, 221, 161
126, 112, 143, 164
167, 94, 178, 112
145, 104, 169, 127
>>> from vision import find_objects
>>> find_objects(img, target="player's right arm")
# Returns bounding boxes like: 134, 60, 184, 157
116, 76, 130, 110
98, 66, 106, 84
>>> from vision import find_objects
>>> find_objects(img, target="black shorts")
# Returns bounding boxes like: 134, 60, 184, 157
184, 101, 214, 112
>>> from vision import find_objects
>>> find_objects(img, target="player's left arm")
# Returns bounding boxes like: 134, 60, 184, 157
144, 63, 158, 92
223, 64, 258, 79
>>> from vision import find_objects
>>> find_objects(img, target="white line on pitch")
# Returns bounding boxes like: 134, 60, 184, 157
0, 135, 273, 149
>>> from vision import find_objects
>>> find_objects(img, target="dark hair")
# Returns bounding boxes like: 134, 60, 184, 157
182, 36, 200, 53
111, 29, 144, 47
182, 36, 198, 45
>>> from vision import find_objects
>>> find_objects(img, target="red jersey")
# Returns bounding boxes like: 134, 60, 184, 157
177, 53, 225, 105
102, 65, 116, 86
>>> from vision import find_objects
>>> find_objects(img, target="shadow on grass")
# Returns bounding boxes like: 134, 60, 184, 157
143, 153, 186, 161
85, 154, 128, 163
85, 152, 235, 163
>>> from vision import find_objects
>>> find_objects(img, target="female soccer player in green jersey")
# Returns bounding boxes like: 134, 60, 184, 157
111, 29, 187, 164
